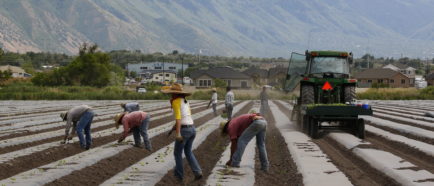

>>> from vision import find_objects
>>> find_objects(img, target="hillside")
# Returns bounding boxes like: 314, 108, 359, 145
1, 0, 434, 57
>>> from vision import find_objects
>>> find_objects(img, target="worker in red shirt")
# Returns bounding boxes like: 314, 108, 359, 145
221, 112, 269, 171
114, 111, 151, 151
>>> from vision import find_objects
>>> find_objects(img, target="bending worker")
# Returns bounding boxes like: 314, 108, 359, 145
121, 102, 140, 113
60, 105, 94, 150
221, 112, 269, 171
114, 111, 152, 150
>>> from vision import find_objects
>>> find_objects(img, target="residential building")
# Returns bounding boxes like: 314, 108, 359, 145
0, 65, 31, 78
243, 67, 269, 85
190, 67, 252, 89
127, 62, 188, 78
382, 64, 416, 86
354, 68, 413, 88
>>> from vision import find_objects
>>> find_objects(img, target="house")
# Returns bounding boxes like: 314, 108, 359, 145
243, 67, 269, 85
268, 67, 287, 87
190, 67, 252, 88
127, 62, 188, 78
354, 68, 413, 88
382, 64, 416, 86
426, 72, 434, 86
0, 65, 31, 78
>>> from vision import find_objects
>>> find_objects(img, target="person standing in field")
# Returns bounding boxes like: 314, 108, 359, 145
225, 86, 234, 120
208, 88, 218, 116
121, 102, 140, 113
114, 111, 152, 150
60, 105, 94, 150
221, 112, 269, 171
259, 86, 269, 115
161, 83, 202, 182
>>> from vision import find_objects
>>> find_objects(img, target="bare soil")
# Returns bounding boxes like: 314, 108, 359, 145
45, 102, 240, 186
254, 101, 303, 186
274, 101, 400, 186
0, 104, 208, 155
0, 104, 210, 179
155, 101, 253, 186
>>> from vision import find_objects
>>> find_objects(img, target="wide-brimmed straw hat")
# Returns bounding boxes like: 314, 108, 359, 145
114, 112, 126, 129
60, 112, 68, 121
161, 83, 191, 96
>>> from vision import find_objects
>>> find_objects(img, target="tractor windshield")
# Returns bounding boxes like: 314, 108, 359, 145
310, 57, 349, 74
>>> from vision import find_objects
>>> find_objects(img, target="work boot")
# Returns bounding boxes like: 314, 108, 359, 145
194, 173, 203, 180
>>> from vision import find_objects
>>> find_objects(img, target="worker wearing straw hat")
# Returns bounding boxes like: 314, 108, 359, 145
114, 111, 151, 150
161, 83, 202, 181
60, 105, 94, 150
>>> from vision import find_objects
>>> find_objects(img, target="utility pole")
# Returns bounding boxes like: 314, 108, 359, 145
181, 56, 184, 85
162, 57, 165, 84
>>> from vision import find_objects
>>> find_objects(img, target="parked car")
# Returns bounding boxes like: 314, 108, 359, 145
137, 88, 147, 93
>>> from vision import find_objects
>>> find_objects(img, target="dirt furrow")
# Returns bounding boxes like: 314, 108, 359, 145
0, 103, 181, 140
0, 104, 208, 155
155, 101, 253, 186
366, 122, 434, 145
371, 113, 434, 131
254, 101, 303, 186
0, 104, 212, 179
365, 132, 434, 173
274, 101, 400, 186
45, 102, 242, 186
315, 137, 400, 186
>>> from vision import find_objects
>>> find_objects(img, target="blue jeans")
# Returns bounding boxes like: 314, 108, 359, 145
76, 110, 94, 149
174, 127, 202, 180
131, 115, 151, 149
226, 104, 233, 120
231, 119, 269, 170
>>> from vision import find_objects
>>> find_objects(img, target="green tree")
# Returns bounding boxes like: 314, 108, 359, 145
214, 78, 227, 88
0, 70, 12, 83
130, 71, 137, 78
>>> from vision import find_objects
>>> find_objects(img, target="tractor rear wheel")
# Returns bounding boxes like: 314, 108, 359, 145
309, 117, 319, 139
344, 86, 356, 103
301, 85, 314, 104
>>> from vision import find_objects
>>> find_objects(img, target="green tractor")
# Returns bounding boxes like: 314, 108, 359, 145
285, 50, 372, 139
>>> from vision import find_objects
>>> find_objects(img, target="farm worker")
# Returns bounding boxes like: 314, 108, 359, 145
221, 112, 269, 171
121, 102, 140, 113
259, 86, 269, 115
225, 86, 235, 120
207, 88, 218, 116
161, 83, 203, 181
60, 105, 94, 150
114, 111, 152, 150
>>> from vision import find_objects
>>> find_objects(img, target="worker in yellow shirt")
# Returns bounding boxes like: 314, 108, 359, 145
161, 83, 202, 182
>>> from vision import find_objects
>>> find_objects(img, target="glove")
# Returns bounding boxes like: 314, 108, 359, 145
67, 136, 73, 141
175, 133, 183, 142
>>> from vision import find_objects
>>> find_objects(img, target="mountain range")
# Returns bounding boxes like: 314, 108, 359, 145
1, 0, 434, 58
